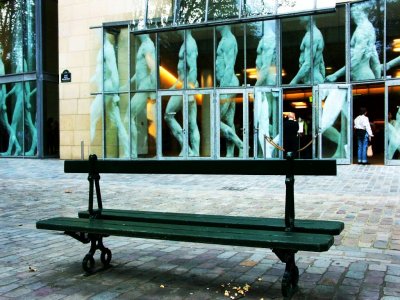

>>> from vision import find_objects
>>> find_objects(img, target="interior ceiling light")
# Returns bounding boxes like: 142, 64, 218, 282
290, 101, 308, 109
392, 39, 400, 52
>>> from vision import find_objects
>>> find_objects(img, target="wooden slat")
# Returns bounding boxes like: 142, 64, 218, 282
36, 217, 334, 252
78, 209, 344, 235
65, 159, 336, 176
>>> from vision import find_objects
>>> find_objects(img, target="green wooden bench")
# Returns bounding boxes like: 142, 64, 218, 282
36, 153, 344, 297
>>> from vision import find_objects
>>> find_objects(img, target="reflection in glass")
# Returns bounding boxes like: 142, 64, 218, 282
0, 80, 37, 156
43, 81, 59, 156
242, 0, 275, 17
147, 0, 174, 28
132, 1, 146, 30
326, 1, 382, 82
24, 0, 36, 72
196, 93, 211, 157
315, 7, 345, 82
130, 34, 156, 157
318, 88, 348, 159
277, 0, 314, 14
177, 0, 207, 25
255, 90, 279, 158
208, 0, 240, 21
90, 31, 129, 158
159, 31, 183, 90
387, 86, 400, 160
191, 28, 214, 88
216, 25, 243, 87
162, 95, 183, 156
104, 93, 129, 158
282, 17, 311, 84
290, 16, 325, 85
219, 93, 243, 157
385, 0, 400, 79
253, 21, 277, 86
131, 92, 157, 158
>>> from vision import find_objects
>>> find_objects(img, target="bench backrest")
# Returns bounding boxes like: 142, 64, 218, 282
65, 158, 337, 176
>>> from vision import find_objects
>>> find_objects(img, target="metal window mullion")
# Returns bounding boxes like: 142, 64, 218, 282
173, 0, 178, 26
204, 0, 209, 23
101, 29, 106, 158
310, 16, 314, 85
383, 0, 387, 79
128, 29, 132, 159
345, 3, 350, 83
183, 92, 188, 158
277, 19, 282, 86
144, 0, 149, 29
35, 0, 44, 158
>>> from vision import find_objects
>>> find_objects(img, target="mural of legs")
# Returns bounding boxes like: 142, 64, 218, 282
220, 95, 243, 157
188, 96, 200, 156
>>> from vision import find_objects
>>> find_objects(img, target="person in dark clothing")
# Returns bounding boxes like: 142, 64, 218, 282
283, 112, 299, 157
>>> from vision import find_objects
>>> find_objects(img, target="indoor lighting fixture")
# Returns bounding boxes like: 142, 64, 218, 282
392, 39, 400, 52
290, 101, 308, 109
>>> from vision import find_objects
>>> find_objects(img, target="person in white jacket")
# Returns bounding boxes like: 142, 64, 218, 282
354, 107, 374, 164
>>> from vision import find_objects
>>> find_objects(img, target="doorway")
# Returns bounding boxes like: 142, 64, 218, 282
352, 83, 385, 165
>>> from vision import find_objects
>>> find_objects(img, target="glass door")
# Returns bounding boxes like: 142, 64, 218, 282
385, 80, 400, 165
313, 84, 352, 164
158, 91, 185, 158
250, 88, 282, 159
186, 90, 214, 158
216, 89, 246, 158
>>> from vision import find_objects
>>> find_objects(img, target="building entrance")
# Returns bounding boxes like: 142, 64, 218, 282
314, 84, 352, 164
353, 84, 385, 165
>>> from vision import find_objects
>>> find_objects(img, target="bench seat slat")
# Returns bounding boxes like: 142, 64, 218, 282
78, 209, 344, 235
64, 159, 337, 176
37, 217, 334, 252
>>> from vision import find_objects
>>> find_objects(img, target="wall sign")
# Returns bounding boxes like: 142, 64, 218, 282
61, 70, 71, 83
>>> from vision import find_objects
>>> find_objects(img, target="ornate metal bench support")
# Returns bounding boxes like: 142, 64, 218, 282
272, 248, 299, 297
80, 234, 112, 273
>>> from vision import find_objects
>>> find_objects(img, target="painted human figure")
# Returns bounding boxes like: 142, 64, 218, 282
254, 21, 279, 158
129, 34, 156, 158
216, 25, 243, 157
326, 3, 380, 82
0, 44, 18, 155
164, 30, 200, 156
385, 56, 400, 73
388, 106, 400, 159
91, 33, 129, 158
318, 88, 348, 158
290, 16, 325, 85
1, 60, 37, 156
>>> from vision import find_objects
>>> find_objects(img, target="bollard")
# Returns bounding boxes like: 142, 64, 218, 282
81, 141, 84, 160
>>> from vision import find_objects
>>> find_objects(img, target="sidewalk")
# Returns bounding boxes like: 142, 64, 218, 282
0, 158, 399, 299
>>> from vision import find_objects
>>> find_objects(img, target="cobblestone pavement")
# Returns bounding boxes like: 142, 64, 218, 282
0, 158, 399, 300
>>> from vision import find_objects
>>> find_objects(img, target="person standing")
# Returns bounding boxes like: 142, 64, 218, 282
283, 112, 299, 158
354, 107, 374, 164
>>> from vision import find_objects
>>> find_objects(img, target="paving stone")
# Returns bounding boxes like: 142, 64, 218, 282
1, 159, 400, 299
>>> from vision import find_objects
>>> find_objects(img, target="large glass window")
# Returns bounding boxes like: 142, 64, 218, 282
159, 30, 183, 90
191, 27, 214, 88
242, 0, 275, 17
208, 0, 240, 21
147, 0, 174, 29
215, 25, 244, 88
246, 20, 277, 87
177, 0, 207, 25
348, 0, 383, 82
385, 0, 400, 79
387, 85, 400, 161
0, 0, 36, 75
282, 17, 312, 85
316, 6, 345, 83
0, 80, 37, 156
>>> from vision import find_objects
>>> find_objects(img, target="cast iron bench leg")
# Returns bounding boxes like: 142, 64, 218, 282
272, 249, 299, 297
65, 232, 112, 273
82, 234, 112, 273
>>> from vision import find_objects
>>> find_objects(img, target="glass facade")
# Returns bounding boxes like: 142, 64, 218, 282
84, 0, 400, 164
0, 0, 59, 158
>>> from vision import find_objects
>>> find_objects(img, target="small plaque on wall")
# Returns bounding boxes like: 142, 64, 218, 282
61, 70, 71, 83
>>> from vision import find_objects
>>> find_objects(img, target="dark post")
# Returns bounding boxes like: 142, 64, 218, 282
87, 154, 102, 216
284, 152, 295, 231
